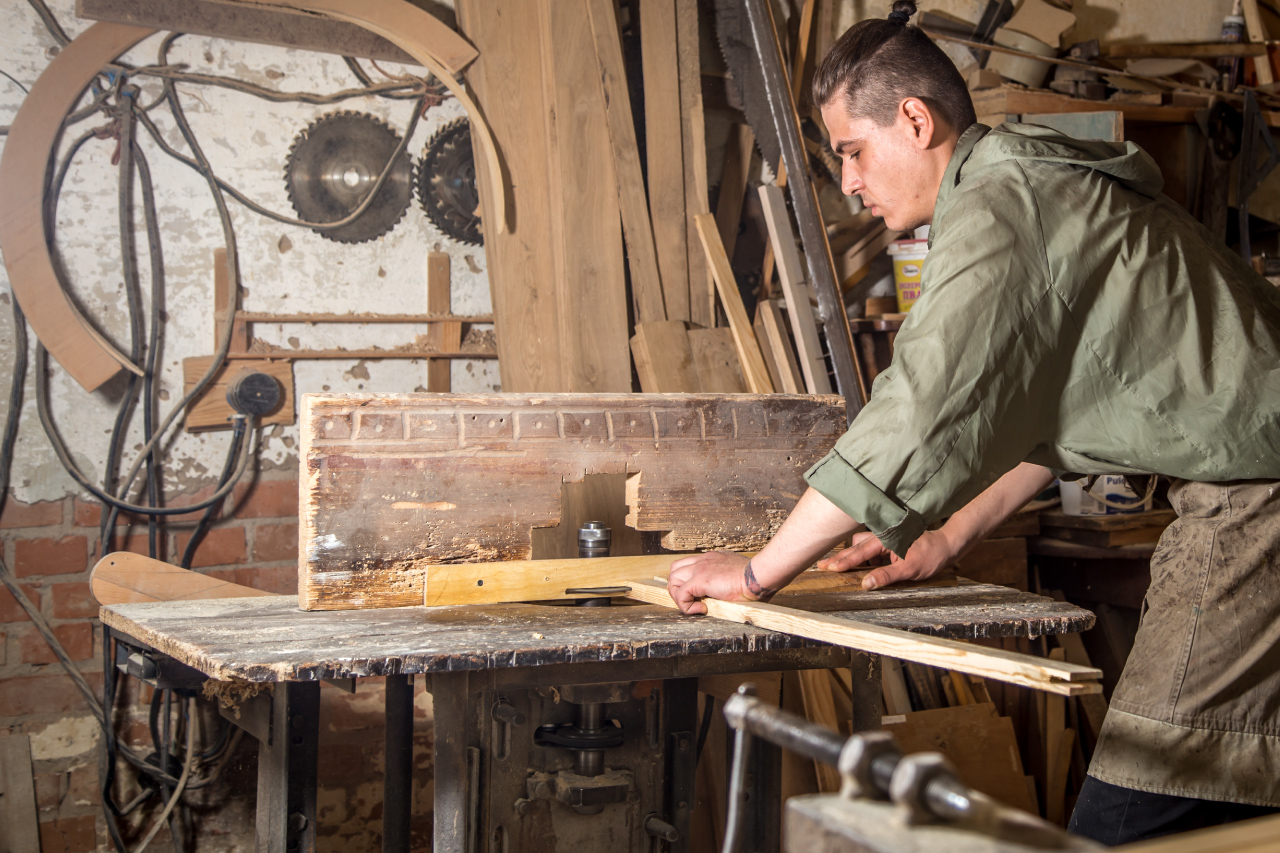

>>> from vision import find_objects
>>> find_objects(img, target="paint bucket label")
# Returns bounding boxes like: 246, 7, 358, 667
888, 239, 928, 313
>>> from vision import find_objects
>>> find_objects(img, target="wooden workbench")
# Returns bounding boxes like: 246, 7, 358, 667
100, 581, 1094, 853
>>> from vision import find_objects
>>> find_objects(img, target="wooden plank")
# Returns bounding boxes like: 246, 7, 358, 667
880, 658, 913, 716
91, 552, 276, 605
537, 0, 631, 394
970, 85, 1202, 126
425, 554, 674, 606
76, 0, 467, 67
1040, 525, 1164, 549
0, 735, 40, 853
625, 579, 1103, 695
694, 213, 774, 393
715, 123, 755, 261
1101, 42, 1267, 60
698, 671, 782, 705
758, 300, 804, 394
677, 0, 714, 328
457, 0, 562, 391
882, 703, 1038, 814
1039, 507, 1175, 532
182, 356, 294, 431
631, 320, 700, 392
640, 0, 690, 323
1243, 0, 1275, 85
838, 223, 899, 285
586, 0, 666, 324
688, 327, 747, 392
954, 537, 1028, 591
213, 248, 248, 353
797, 669, 844, 792
426, 251, 457, 392
300, 393, 844, 609
0, 22, 153, 391
758, 185, 832, 394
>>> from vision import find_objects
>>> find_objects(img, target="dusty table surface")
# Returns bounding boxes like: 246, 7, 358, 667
100, 579, 1094, 682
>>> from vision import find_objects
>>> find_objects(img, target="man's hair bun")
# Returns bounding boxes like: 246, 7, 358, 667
887, 1, 916, 25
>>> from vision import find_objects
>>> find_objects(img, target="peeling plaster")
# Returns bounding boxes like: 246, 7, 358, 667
0, 0, 498, 504
28, 714, 100, 760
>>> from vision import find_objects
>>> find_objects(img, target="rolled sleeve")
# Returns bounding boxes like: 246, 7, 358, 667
805, 450, 925, 557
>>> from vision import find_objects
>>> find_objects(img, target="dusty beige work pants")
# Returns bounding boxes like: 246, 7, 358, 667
1089, 479, 1280, 806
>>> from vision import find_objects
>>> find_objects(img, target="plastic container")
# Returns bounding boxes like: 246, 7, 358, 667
887, 238, 928, 313
1059, 476, 1154, 516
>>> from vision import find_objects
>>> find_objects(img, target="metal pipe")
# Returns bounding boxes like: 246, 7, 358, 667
724, 691, 845, 768
383, 674, 414, 853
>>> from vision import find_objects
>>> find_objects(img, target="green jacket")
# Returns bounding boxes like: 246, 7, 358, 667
805, 122, 1280, 557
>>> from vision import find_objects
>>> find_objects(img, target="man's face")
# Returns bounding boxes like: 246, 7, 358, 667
822, 100, 941, 232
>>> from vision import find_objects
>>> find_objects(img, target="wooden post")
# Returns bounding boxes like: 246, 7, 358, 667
213, 248, 248, 353
426, 251, 458, 392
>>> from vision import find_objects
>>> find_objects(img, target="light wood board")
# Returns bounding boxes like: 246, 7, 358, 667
677, 0, 714, 328
624, 579, 1102, 695
640, 0, 690, 323
0, 734, 40, 853
425, 251, 458, 392
182, 356, 294, 431
758, 299, 805, 394
0, 22, 153, 391
758, 185, 832, 394
632, 320, 700, 392
688, 327, 747, 392
587, 0, 666, 324
91, 552, 275, 606
694, 213, 774, 393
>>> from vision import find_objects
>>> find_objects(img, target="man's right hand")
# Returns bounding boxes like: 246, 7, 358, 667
816, 529, 957, 590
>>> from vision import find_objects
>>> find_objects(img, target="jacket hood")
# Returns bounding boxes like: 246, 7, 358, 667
963, 122, 1166, 199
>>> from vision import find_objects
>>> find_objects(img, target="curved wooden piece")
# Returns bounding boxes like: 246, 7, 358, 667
0, 23, 154, 391
91, 551, 279, 606
237, 0, 509, 233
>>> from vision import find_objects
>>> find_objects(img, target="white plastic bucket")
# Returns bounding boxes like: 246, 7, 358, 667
887, 239, 928, 313
1059, 476, 1154, 516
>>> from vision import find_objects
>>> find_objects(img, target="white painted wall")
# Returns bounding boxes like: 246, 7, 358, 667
0, 0, 498, 503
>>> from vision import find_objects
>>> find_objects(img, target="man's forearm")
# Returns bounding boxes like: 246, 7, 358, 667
745, 487, 862, 596
939, 462, 1056, 561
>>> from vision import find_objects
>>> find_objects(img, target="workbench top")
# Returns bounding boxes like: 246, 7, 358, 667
100, 580, 1093, 682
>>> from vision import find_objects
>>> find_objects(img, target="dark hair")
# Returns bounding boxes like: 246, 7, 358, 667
812, 1, 977, 131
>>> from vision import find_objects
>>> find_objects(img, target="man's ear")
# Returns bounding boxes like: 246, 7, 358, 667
900, 97, 937, 149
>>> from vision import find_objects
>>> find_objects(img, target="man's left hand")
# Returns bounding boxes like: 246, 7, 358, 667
667, 551, 752, 615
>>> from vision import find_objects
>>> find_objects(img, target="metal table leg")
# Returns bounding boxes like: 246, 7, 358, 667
256, 681, 320, 853
431, 672, 471, 853
384, 674, 414, 853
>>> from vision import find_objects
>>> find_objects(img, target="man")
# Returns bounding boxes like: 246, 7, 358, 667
667, 1, 1280, 844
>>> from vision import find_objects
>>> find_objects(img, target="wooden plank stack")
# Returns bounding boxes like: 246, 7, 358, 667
455, 0, 857, 400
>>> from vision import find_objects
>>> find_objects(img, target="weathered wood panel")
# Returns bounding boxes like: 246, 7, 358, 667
300, 393, 846, 610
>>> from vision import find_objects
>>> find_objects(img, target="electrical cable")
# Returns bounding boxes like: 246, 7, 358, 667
133, 96, 427, 232
181, 417, 247, 569
133, 697, 198, 853
120, 64, 427, 104
695, 693, 715, 764
344, 56, 375, 87
100, 626, 131, 853
26, 0, 70, 47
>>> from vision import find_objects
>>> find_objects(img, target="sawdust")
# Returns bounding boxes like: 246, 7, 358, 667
202, 678, 274, 718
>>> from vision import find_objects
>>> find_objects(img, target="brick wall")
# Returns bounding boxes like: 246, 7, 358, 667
0, 475, 433, 851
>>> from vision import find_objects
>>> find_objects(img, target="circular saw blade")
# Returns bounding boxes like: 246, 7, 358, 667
416, 118, 483, 246
285, 110, 414, 244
